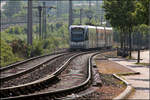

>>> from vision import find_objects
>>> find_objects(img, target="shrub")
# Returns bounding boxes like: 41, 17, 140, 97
30, 41, 43, 57
0, 40, 22, 67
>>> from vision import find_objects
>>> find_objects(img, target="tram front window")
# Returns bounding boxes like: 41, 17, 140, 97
71, 28, 84, 42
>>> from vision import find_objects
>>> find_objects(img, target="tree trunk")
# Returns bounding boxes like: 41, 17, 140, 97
129, 27, 132, 58
137, 32, 141, 63
123, 31, 126, 57
120, 31, 123, 48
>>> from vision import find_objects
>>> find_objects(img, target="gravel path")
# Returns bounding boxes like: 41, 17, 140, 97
110, 58, 150, 99
132, 50, 150, 63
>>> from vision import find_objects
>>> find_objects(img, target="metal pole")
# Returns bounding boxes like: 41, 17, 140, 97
69, 0, 73, 28
0, 9, 1, 33
89, 0, 91, 10
42, 2, 46, 39
56, 0, 59, 18
38, 6, 42, 40
137, 32, 140, 63
80, 9, 82, 25
96, 25, 98, 47
104, 26, 107, 48
27, 0, 32, 45
149, 30, 150, 66
149, 1, 150, 66
57, 0, 59, 17
100, 1, 102, 26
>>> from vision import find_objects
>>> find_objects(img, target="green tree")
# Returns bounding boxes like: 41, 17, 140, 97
135, 0, 149, 25
103, 0, 137, 57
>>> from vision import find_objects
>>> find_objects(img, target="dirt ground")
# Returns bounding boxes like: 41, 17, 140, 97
91, 51, 139, 100
94, 54, 136, 75
95, 73, 126, 99
89, 51, 136, 99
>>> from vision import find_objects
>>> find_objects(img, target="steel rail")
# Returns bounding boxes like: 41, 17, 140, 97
0, 49, 68, 72
0, 52, 69, 83
1, 52, 98, 100
0, 52, 73, 94
0, 51, 90, 99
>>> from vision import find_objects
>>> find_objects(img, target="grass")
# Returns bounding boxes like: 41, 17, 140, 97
126, 56, 134, 60
117, 72, 140, 76
99, 73, 126, 86
135, 62, 150, 66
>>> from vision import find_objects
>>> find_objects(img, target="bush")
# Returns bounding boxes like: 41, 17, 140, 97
30, 41, 43, 57
0, 40, 22, 67
4, 25, 26, 34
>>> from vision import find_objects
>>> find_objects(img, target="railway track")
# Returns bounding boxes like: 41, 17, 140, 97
0, 49, 68, 83
0, 49, 67, 72
0, 51, 97, 100
0, 52, 76, 90
0, 52, 74, 88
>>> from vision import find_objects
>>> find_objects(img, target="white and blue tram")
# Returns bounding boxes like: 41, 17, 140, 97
69, 25, 113, 50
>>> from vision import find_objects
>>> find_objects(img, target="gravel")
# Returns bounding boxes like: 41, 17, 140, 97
73, 73, 126, 100
1, 53, 74, 88
0, 54, 58, 78
35, 53, 93, 93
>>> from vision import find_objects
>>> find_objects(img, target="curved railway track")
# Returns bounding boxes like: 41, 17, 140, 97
0, 49, 67, 72
0, 52, 76, 96
0, 52, 74, 88
1, 51, 98, 100
0, 49, 68, 82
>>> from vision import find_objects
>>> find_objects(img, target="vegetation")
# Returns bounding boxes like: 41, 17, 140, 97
1, 22, 69, 67
1, 0, 149, 66
0, 40, 22, 67
103, 0, 150, 57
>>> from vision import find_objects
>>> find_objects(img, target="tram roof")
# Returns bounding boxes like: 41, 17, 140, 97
70, 25, 112, 30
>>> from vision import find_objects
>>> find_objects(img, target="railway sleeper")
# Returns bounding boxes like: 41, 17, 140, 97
39, 96, 44, 100
32, 96, 40, 100
54, 94, 63, 98
43, 96, 50, 100
5, 89, 16, 97
43, 83, 49, 88
63, 92, 70, 97
10, 89, 20, 96
38, 83, 45, 89
26, 86, 34, 93
8, 91, 15, 97
40, 82, 47, 89
49, 95, 57, 99
34, 84, 42, 91
73, 89, 79, 93
60, 93, 67, 97
17, 87, 25, 95
38, 83, 44, 88
31, 84, 37, 91
39, 97, 45, 100
78, 87, 85, 92
22, 87, 30, 94
0, 91, 9, 98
